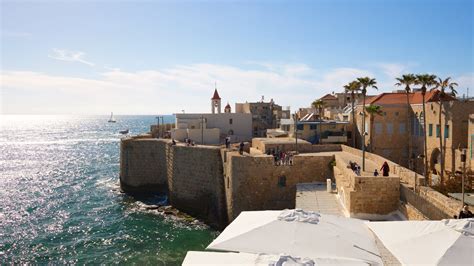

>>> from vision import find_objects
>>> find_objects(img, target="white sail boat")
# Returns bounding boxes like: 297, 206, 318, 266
108, 112, 116, 123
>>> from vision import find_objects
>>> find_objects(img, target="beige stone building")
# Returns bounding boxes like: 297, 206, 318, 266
355, 90, 474, 175
171, 89, 253, 144
235, 98, 290, 137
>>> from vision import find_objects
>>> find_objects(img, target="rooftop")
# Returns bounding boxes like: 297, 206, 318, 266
211, 89, 221, 100
365, 89, 457, 105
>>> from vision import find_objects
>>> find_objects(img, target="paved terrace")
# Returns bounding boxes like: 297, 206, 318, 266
296, 152, 401, 265
296, 182, 344, 216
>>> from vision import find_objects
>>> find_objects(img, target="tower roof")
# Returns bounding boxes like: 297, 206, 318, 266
212, 89, 221, 100
225, 102, 231, 109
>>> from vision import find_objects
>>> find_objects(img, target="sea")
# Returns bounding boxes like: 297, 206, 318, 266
0, 115, 218, 265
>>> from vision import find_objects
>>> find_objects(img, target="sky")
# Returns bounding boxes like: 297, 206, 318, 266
1, 0, 473, 115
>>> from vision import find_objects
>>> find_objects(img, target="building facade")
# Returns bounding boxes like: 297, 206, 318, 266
355, 90, 474, 175
171, 89, 252, 144
235, 99, 290, 137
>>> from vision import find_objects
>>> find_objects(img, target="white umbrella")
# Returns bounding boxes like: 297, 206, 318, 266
207, 209, 383, 265
367, 218, 474, 265
183, 251, 374, 266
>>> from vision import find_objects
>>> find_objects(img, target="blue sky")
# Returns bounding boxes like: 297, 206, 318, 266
1, 0, 472, 114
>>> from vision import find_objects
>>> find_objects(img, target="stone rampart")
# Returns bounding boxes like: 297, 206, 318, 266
120, 138, 169, 193
251, 138, 342, 154
399, 184, 460, 219
341, 145, 424, 187
224, 153, 334, 221
333, 153, 400, 219
167, 144, 227, 228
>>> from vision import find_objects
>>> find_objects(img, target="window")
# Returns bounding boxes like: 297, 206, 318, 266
278, 176, 287, 187
436, 125, 440, 138
444, 125, 449, 138
297, 124, 304, 131
375, 123, 382, 134
399, 123, 406, 134
310, 125, 317, 130
386, 123, 393, 135
429, 124, 433, 136
229, 119, 233, 125
395, 112, 399, 116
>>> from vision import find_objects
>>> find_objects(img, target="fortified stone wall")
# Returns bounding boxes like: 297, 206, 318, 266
167, 145, 227, 228
251, 138, 342, 154
225, 153, 334, 221
341, 145, 424, 187
399, 184, 459, 219
333, 154, 400, 219
120, 138, 169, 193
398, 202, 427, 220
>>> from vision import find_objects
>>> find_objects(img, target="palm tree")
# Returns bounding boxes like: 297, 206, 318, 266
344, 81, 361, 148
312, 99, 325, 144
365, 104, 383, 152
416, 74, 437, 184
395, 74, 417, 169
433, 77, 458, 185
312, 99, 325, 119
357, 77, 378, 171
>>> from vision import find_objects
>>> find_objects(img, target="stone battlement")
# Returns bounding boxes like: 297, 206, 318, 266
119, 137, 465, 228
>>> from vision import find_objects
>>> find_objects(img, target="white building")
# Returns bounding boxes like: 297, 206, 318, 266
171, 89, 253, 144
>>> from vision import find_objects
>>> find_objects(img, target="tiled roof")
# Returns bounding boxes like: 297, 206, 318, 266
211, 89, 221, 100
225, 103, 231, 108
320, 94, 337, 100
365, 89, 456, 105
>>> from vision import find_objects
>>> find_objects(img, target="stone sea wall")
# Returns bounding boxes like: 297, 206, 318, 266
167, 144, 227, 228
120, 138, 169, 193
224, 153, 334, 221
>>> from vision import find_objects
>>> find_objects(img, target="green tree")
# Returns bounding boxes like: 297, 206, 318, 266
365, 104, 383, 152
395, 74, 417, 169
416, 74, 437, 183
357, 77, 378, 171
433, 77, 458, 185
312, 99, 325, 144
312, 99, 325, 119
343, 81, 361, 148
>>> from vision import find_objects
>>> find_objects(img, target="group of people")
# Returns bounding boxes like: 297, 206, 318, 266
348, 161, 390, 177
184, 138, 195, 146
267, 149, 294, 166
348, 161, 361, 176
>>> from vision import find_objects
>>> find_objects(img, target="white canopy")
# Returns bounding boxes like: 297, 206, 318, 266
206, 209, 383, 265
183, 251, 373, 266
367, 218, 474, 265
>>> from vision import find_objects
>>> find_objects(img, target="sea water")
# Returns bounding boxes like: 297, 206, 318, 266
0, 115, 217, 264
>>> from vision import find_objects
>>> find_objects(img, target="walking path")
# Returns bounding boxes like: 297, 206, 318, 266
295, 182, 401, 265
295, 182, 345, 216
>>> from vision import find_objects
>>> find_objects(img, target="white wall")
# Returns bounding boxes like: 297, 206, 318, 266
174, 113, 252, 143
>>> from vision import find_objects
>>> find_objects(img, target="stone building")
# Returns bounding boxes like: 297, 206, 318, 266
171, 89, 252, 144
355, 90, 474, 175
316, 92, 366, 121
235, 99, 290, 137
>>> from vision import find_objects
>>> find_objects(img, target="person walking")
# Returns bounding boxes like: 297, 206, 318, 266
373, 169, 379, 176
459, 205, 473, 219
225, 136, 230, 149
380, 161, 390, 177
239, 142, 244, 155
